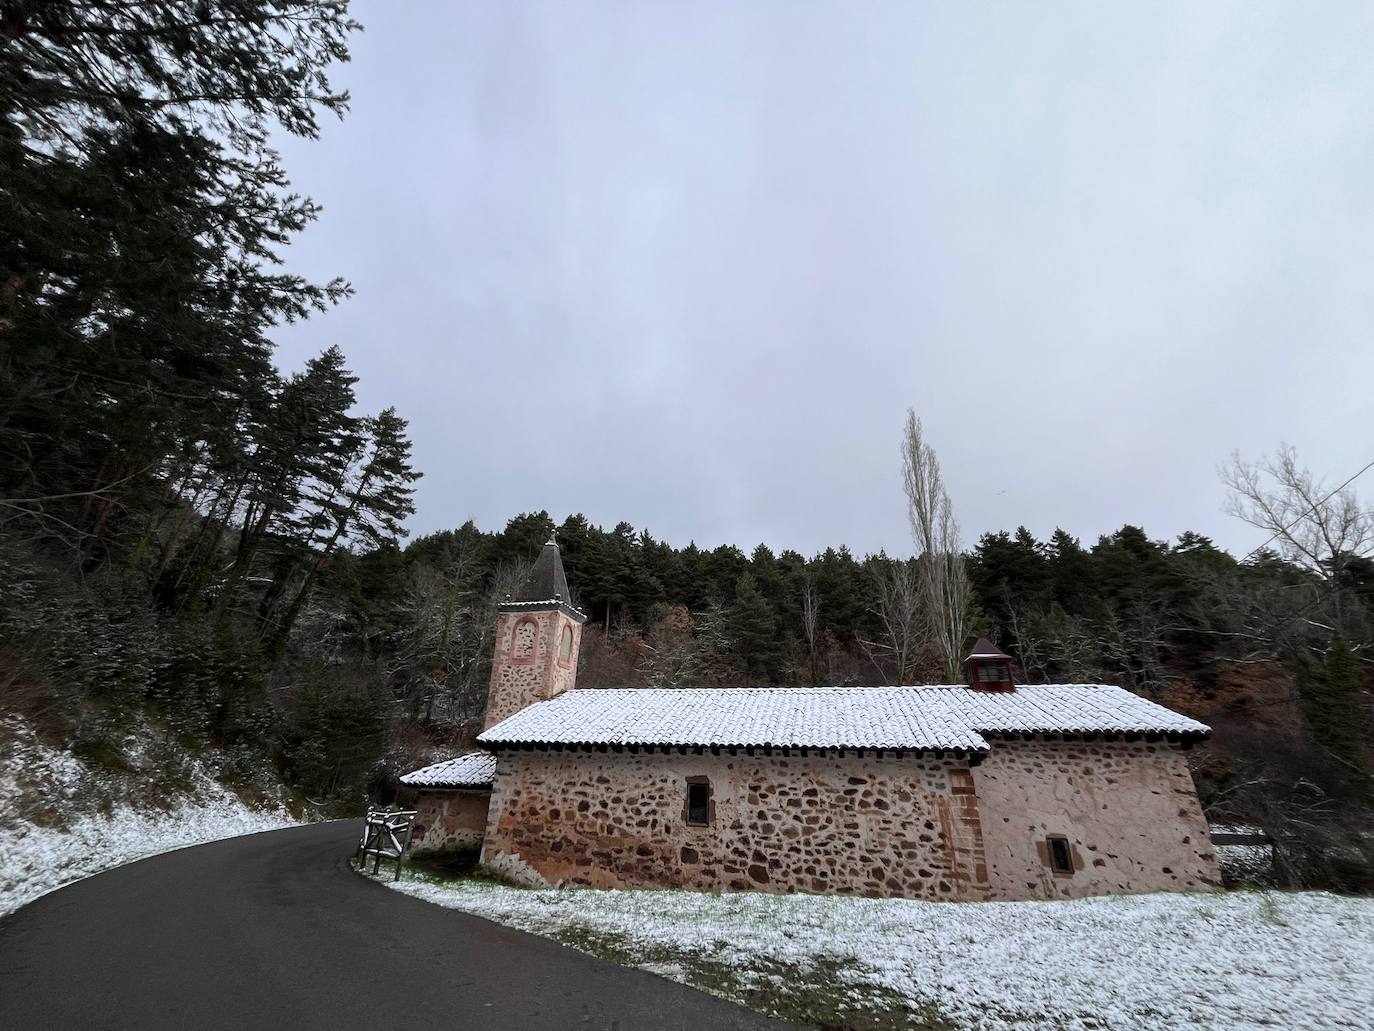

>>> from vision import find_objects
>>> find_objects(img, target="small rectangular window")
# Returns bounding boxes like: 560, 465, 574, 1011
686, 780, 710, 826
1047, 835, 1074, 874
978, 664, 1009, 683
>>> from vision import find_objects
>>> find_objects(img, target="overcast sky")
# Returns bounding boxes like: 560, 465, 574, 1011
271, 1, 1374, 559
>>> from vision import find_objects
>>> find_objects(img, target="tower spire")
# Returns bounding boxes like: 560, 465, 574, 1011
483, 537, 586, 731
501, 537, 582, 616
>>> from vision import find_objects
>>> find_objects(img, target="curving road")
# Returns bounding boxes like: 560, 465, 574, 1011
0, 821, 789, 1030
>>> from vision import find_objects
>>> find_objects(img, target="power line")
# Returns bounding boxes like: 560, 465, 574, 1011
1239, 455, 1374, 565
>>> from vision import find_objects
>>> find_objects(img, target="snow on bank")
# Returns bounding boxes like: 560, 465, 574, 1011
1212, 824, 1276, 884
389, 876, 1374, 1030
0, 786, 298, 917
1, 718, 297, 917
1216, 843, 1274, 882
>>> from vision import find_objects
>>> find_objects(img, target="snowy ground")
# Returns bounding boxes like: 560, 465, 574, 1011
385, 873, 1374, 1030
1, 717, 297, 917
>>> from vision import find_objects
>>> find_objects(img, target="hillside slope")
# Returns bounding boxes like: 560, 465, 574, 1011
0, 715, 298, 916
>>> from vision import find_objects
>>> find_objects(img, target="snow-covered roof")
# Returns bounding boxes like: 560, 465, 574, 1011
400, 751, 497, 788
477, 685, 1209, 752
479, 688, 984, 751
931, 684, 1211, 738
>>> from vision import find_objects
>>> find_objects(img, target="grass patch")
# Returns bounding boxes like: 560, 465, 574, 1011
1257, 892, 1290, 927
548, 922, 955, 1031
407, 848, 482, 879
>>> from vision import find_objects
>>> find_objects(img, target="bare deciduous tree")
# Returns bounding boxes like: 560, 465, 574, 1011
1203, 722, 1374, 890
1094, 600, 1169, 697
860, 559, 922, 684
902, 411, 974, 681
800, 575, 820, 684
1007, 596, 1169, 695
1007, 600, 1102, 683
1221, 444, 1373, 648
1222, 444, 1374, 583
393, 554, 529, 725
637, 606, 703, 689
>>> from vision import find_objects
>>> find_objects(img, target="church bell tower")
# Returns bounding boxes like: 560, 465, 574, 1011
482, 539, 587, 731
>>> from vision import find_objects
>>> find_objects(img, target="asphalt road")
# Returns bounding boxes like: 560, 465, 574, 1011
0, 821, 790, 1030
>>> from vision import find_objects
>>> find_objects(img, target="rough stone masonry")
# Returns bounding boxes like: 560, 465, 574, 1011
402, 542, 1220, 900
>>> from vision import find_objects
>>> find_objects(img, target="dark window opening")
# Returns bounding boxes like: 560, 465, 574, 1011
977, 663, 1010, 683
1047, 836, 1074, 874
686, 780, 711, 826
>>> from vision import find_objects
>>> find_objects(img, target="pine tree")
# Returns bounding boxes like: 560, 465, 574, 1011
812, 546, 867, 643
1047, 528, 1095, 612
608, 521, 662, 626
729, 572, 781, 678
675, 542, 714, 610
1, 3, 357, 552
555, 513, 595, 606
492, 512, 557, 568
214, 347, 360, 615
1296, 640, 1368, 773
970, 527, 1050, 642
268, 407, 420, 657
705, 544, 749, 607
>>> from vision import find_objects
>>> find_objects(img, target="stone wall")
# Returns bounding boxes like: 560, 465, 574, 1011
481, 748, 989, 899
973, 738, 1220, 899
411, 788, 491, 853
482, 609, 582, 730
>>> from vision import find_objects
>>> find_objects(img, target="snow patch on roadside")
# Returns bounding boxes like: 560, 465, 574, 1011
387, 876, 1374, 1030
1, 717, 297, 917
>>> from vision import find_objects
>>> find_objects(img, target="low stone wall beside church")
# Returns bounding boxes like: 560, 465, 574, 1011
481, 748, 990, 898
411, 788, 491, 854
973, 738, 1221, 899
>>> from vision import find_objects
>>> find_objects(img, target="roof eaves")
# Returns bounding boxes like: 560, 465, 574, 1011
399, 751, 498, 787
496, 598, 588, 623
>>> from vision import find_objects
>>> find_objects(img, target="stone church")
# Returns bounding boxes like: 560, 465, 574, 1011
402, 540, 1220, 900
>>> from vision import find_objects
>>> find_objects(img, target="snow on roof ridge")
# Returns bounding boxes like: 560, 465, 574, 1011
479, 686, 986, 752
540, 684, 1108, 697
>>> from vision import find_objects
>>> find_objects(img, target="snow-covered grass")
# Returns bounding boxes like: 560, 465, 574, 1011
382, 871, 1374, 1030
1, 716, 297, 917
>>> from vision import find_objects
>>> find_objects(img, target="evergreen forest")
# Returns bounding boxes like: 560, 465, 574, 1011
1, 2, 1369, 890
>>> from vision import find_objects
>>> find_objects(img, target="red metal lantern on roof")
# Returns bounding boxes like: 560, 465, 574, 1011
964, 637, 1016, 691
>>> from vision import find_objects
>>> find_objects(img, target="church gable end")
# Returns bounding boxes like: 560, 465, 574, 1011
973, 737, 1219, 898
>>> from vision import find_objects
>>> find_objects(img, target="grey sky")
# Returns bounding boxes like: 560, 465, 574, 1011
272, 1, 1374, 559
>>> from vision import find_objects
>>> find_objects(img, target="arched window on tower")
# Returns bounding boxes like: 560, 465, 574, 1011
559, 624, 573, 664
